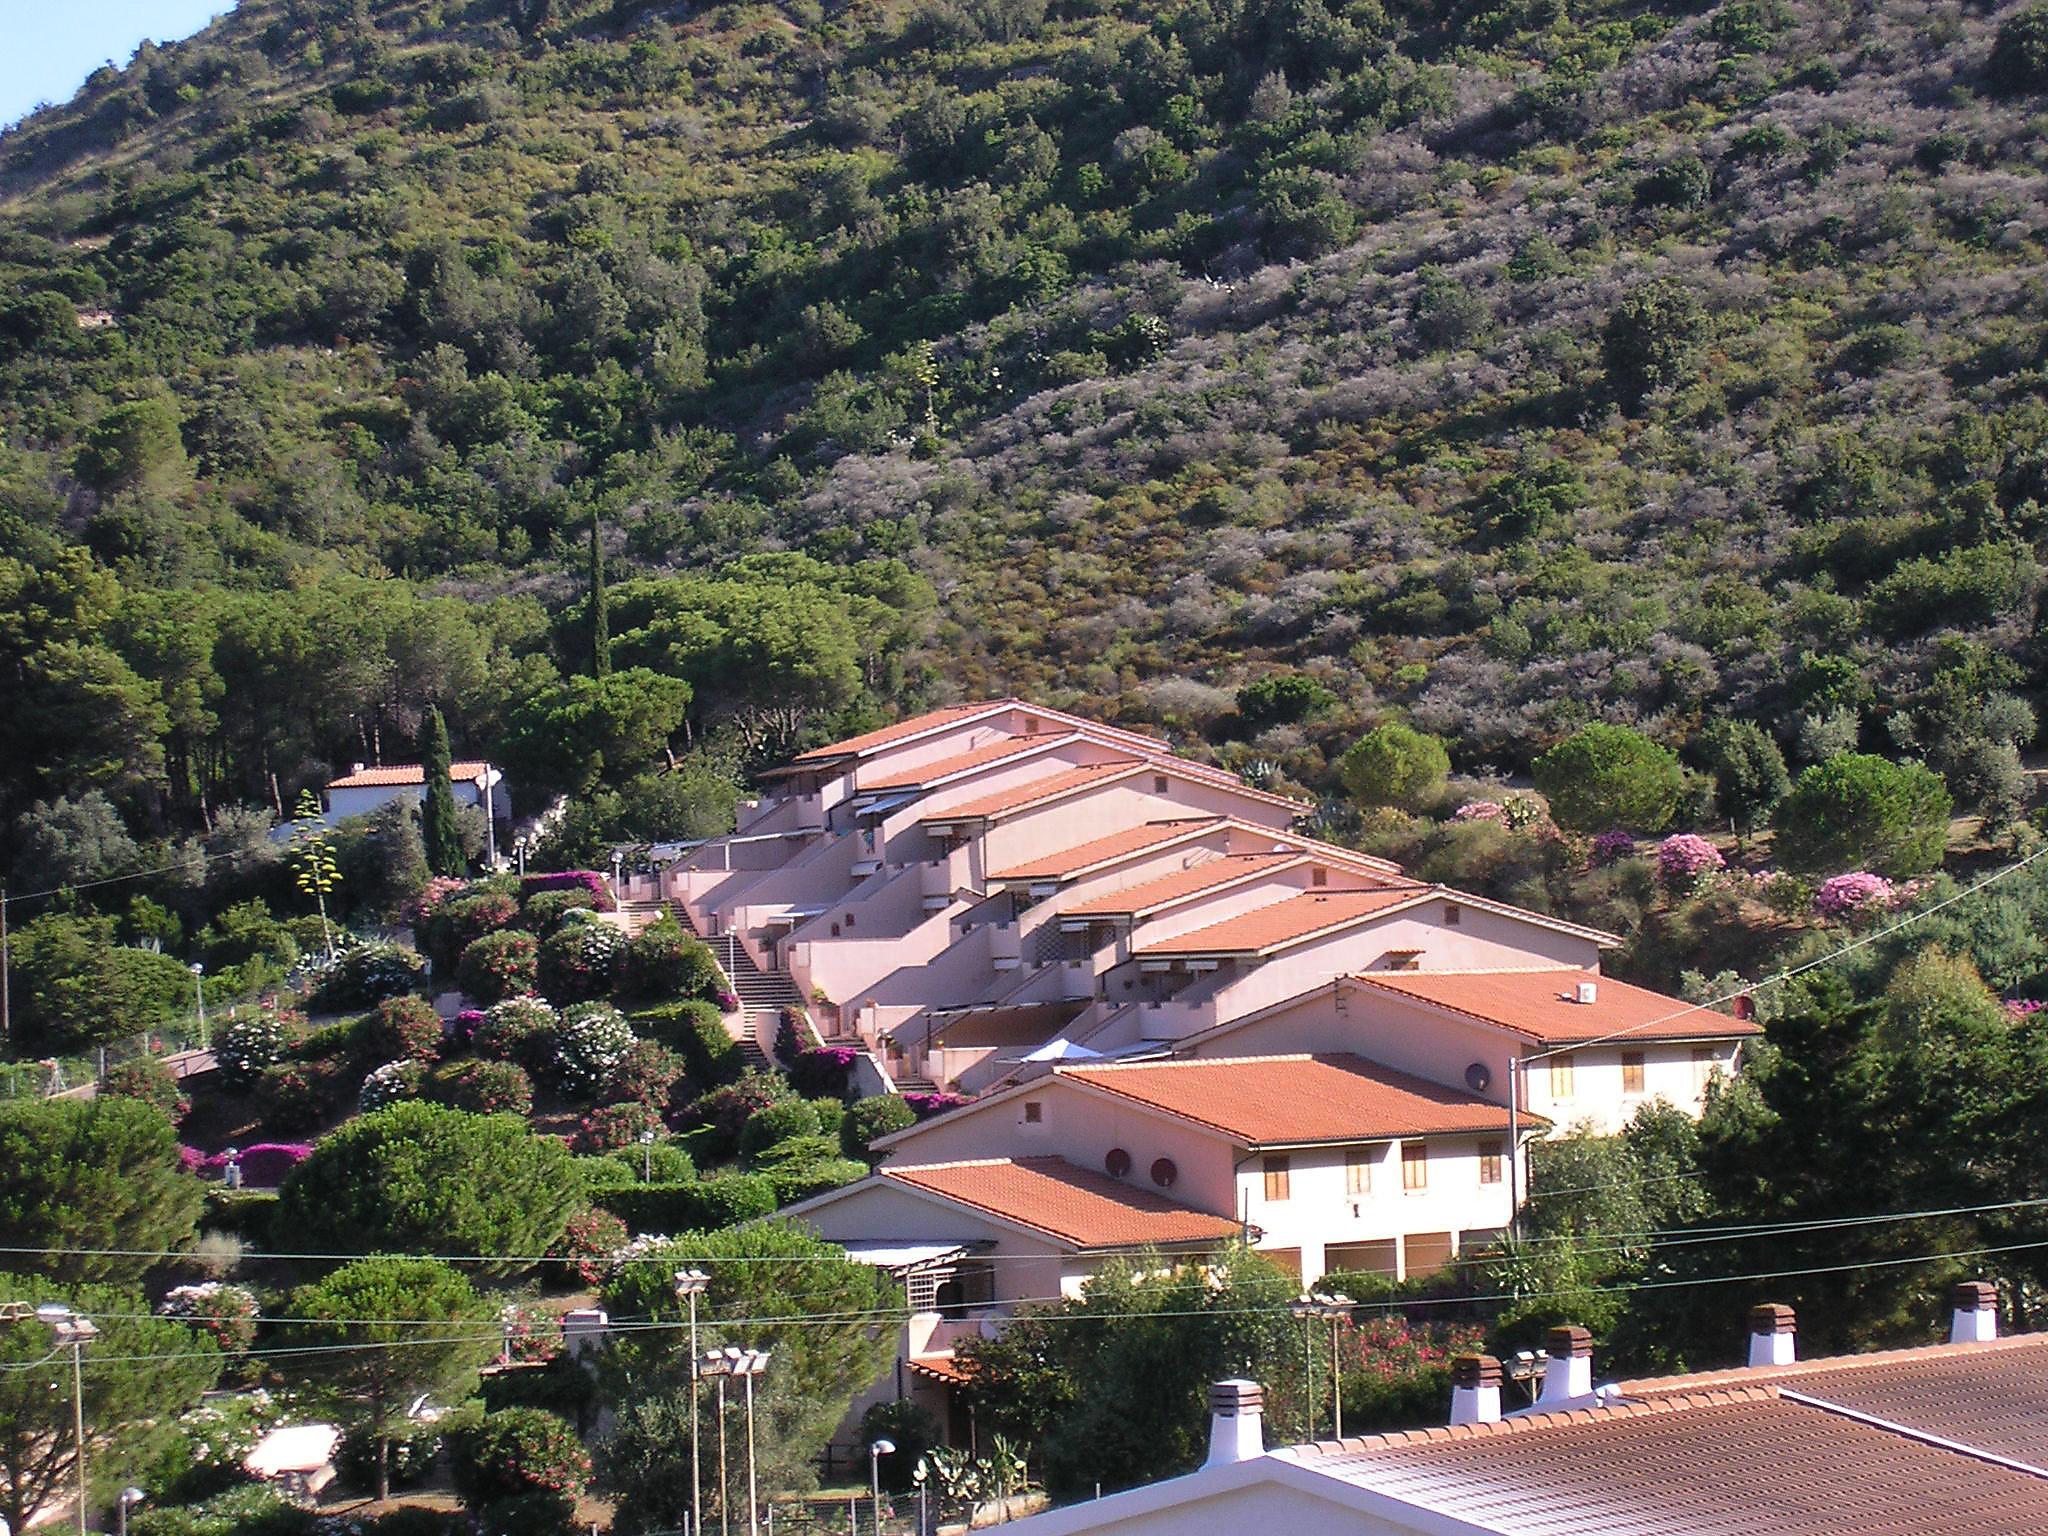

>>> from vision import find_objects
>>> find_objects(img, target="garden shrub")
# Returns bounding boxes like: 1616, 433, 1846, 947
158, 1281, 261, 1352
592, 1173, 778, 1233
458, 928, 541, 1004
521, 888, 598, 934
617, 917, 722, 1001
472, 1491, 576, 1536
449, 1408, 590, 1507
481, 1355, 598, 1423
807, 1095, 846, 1139
367, 994, 443, 1061
423, 889, 521, 971
677, 1068, 795, 1159
841, 1094, 916, 1160
636, 999, 739, 1084
102, 1054, 190, 1121
765, 1159, 864, 1206
547, 1205, 629, 1287
499, 1302, 565, 1365
200, 1188, 278, 1242
538, 915, 626, 1002
475, 995, 558, 1070
255, 1059, 347, 1133
294, 1013, 368, 1063
602, 1039, 686, 1107
749, 1133, 840, 1170
739, 1097, 821, 1161
215, 1014, 291, 1086
307, 942, 427, 1011
572, 1099, 663, 1154
359, 1058, 426, 1111
551, 1002, 636, 1098
129, 1483, 316, 1536
429, 1058, 535, 1116
605, 1141, 695, 1183
338, 1420, 440, 1492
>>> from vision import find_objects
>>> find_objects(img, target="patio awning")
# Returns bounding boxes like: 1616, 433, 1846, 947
853, 791, 922, 820
761, 905, 828, 928
841, 1240, 984, 1276
926, 999, 1088, 1049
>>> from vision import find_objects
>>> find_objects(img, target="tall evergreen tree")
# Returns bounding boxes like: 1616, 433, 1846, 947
420, 707, 464, 877
589, 513, 610, 680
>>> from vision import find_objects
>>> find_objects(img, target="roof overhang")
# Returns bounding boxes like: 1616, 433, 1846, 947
840, 1239, 990, 1276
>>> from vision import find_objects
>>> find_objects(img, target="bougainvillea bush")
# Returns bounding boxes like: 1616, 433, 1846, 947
789, 1045, 859, 1100
215, 1014, 290, 1086
551, 1003, 636, 1099
521, 871, 613, 910
902, 1091, 972, 1119
458, 929, 542, 1005
1813, 871, 1896, 919
368, 995, 444, 1062
159, 1282, 261, 1352
201, 1142, 313, 1186
538, 915, 626, 1003
359, 1058, 426, 1111
1656, 833, 1726, 888
1589, 829, 1637, 867
429, 1058, 535, 1116
474, 996, 559, 1071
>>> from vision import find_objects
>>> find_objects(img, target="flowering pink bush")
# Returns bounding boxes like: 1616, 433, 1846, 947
790, 1046, 859, 1099
1814, 871, 1895, 919
522, 870, 614, 911
500, 1303, 564, 1364
159, 1283, 260, 1352
179, 1144, 206, 1174
548, 1206, 629, 1287
1452, 800, 1508, 823
457, 928, 541, 1004
367, 995, 443, 1061
1589, 829, 1637, 865
902, 1091, 971, 1119
451, 1008, 487, 1048
572, 1099, 663, 1154
403, 876, 468, 926
1656, 833, 1726, 886
201, 1142, 313, 1186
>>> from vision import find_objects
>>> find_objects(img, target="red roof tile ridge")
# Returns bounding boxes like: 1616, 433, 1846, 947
1615, 1330, 2048, 1397
794, 701, 1018, 760
1061, 1052, 1317, 1072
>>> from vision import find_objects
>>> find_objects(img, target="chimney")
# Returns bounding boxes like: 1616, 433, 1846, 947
1574, 980, 1598, 1005
1732, 995, 1755, 1022
1450, 1354, 1503, 1426
1204, 1380, 1266, 1467
1537, 1326, 1593, 1409
1748, 1303, 1796, 1367
1951, 1281, 1999, 1344
351, 762, 366, 776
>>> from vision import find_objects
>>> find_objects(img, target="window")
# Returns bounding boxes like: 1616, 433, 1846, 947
1311, 867, 1327, 887
1548, 1054, 1576, 1099
1402, 1142, 1428, 1192
1345, 1147, 1372, 1195
1621, 1051, 1646, 1094
1443, 903, 1462, 926
1153, 776, 1169, 793
1385, 950, 1423, 971
1478, 1139, 1503, 1186
845, 911, 856, 928
1023, 1100, 1042, 1124
1692, 1047, 1718, 1091
1263, 1155, 1291, 1201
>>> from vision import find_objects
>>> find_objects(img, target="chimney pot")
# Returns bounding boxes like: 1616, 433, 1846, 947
1204, 1379, 1266, 1467
1536, 1326, 1594, 1408
1450, 1354, 1503, 1426
1951, 1281, 1999, 1344
1747, 1303, 1796, 1367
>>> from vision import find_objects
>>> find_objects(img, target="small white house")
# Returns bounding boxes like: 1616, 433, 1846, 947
323, 760, 510, 828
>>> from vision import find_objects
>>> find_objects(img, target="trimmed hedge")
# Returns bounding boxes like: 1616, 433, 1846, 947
766, 1158, 868, 1206
593, 1173, 777, 1233
632, 999, 737, 1085
202, 1188, 279, 1243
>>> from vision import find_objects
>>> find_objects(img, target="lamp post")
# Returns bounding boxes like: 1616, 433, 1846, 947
611, 849, 624, 906
726, 1347, 770, 1536
700, 1349, 732, 1536
37, 1304, 98, 1536
868, 1438, 896, 1536
189, 963, 206, 1048
640, 1128, 657, 1181
674, 1270, 710, 1532
116, 1488, 145, 1536
1287, 1293, 1352, 1440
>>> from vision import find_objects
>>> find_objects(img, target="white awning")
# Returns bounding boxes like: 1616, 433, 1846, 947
841, 1240, 980, 1275
854, 791, 922, 819
762, 905, 828, 928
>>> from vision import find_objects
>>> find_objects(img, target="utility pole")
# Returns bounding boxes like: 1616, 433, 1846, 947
2, 883, 11, 1046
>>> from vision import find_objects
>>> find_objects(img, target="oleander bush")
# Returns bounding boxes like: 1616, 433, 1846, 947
429, 1058, 536, 1116
458, 929, 542, 1005
367, 995, 443, 1062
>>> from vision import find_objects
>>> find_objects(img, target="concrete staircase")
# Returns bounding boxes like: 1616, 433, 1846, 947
717, 930, 805, 1049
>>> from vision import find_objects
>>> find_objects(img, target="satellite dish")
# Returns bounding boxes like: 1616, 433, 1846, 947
1465, 1062, 1492, 1093
1105, 1147, 1132, 1178
1150, 1157, 1178, 1188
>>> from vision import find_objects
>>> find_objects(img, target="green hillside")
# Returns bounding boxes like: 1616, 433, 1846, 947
4, 0, 2048, 845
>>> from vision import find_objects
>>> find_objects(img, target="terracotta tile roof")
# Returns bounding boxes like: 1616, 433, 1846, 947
1348, 967, 1761, 1045
1062, 852, 1308, 916
908, 1354, 974, 1387
989, 819, 1225, 881
327, 761, 492, 789
1133, 889, 1424, 956
881, 1157, 1242, 1250
922, 760, 1145, 822
1057, 1054, 1518, 1145
1617, 1333, 2048, 1468
791, 702, 1013, 763
1298, 1386, 2048, 1534
858, 734, 1077, 790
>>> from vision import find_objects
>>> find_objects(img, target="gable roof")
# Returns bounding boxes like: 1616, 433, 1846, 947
1348, 967, 1761, 1046
1061, 852, 1315, 918
790, 702, 1013, 764
922, 760, 1147, 822
1133, 889, 1427, 957
858, 733, 1084, 790
1290, 1384, 2048, 1536
1056, 1054, 1520, 1146
988, 819, 1227, 881
327, 760, 492, 789
881, 1157, 1243, 1250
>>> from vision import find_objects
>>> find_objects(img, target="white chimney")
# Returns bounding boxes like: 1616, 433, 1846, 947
1537, 1326, 1593, 1408
1450, 1354, 1503, 1426
1951, 1281, 1998, 1344
1574, 980, 1598, 1005
562, 1307, 610, 1359
351, 762, 366, 775
1204, 1380, 1266, 1467
1748, 1303, 1796, 1367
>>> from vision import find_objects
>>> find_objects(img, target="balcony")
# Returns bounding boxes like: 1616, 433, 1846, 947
988, 922, 1021, 970
919, 859, 953, 912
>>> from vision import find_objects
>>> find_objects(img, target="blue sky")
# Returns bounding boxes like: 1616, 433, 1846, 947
3, 3, 229, 130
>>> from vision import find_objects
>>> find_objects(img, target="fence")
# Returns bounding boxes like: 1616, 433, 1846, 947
1, 1015, 221, 1100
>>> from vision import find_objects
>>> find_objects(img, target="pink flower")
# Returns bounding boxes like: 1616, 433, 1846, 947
1453, 801, 1508, 824
1657, 833, 1726, 886
1590, 829, 1637, 865
1814, 871, 1894, 919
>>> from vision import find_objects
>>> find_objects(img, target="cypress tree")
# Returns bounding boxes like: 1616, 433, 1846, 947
420, 707, 465, 877
589, 513, 610, 679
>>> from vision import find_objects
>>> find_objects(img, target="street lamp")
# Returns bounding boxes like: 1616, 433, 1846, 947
699, 1349, 733, 1536
640, 1128, 658, 1181
1287, 1293, 1353, 1440
190, 963, 206, 1048
674, 1270, 711, 1532
36, 1304, 97, 1536
116, 1488, 145, 1536
869, 1438, 896, 1535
